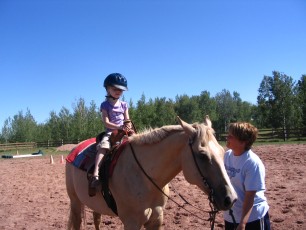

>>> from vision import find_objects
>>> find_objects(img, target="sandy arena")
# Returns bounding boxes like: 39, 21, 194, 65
0, 144, 305, 229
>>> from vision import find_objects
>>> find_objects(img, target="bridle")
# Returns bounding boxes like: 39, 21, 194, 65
188, 136, 237, 230
129, 135, 219, 230
188, 138, 219, 230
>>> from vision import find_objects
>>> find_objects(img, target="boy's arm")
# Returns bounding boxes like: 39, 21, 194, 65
238, 191, 256, 230
124, 107, 130, 120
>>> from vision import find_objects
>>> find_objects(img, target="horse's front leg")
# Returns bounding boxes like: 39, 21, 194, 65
143, 207, 164, 230
144, 185, 169, 230
93, 211, 101, 230
120, 208, 152, 230
121, 207, 164, 230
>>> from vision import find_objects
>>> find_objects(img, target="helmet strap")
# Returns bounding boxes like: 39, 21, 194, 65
105, 87, 119, 100
105, 95, 119, 100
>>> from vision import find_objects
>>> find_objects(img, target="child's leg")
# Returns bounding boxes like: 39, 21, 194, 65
93, 148, 106, 178
93, 132, 111, 179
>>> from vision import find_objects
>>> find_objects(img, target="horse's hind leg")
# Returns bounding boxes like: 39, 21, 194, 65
68, 199, 84, 230
93, 211, 101, 230
66, 165, 84, 230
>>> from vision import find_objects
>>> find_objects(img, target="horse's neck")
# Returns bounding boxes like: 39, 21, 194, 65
144, 132, 187, 187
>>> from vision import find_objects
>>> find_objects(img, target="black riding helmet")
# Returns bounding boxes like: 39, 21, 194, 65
103, 73, 128, 91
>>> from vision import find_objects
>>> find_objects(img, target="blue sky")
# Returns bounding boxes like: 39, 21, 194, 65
1, 0, 305, 128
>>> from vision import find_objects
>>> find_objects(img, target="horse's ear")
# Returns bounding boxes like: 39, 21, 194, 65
204, 115, 212, 128
177, 116, 195, 136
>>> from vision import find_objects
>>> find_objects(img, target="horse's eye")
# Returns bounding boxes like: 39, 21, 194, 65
198, 152, 211, 162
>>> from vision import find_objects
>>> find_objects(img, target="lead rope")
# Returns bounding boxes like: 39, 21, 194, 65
229, 209, 237, 230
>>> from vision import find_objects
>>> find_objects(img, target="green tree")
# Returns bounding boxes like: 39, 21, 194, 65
128, 98, 136, 122
214, 89, 236, 132
152, 97, 177, 127
35, 123, 51, 142
2, 71, 305, 143
71, 98, 88, 141
232, 91, 254, 122
9, 109, 37, 142
296, 75, 306, 127
86, 100, 102, 137
0, 118, 13, 142
46, 111, 61, 141
174, 94, 201, 123
257, 71, 297, 138
198, 91, 217, 122
133, 94, 156, 130
58, 107, 72, 140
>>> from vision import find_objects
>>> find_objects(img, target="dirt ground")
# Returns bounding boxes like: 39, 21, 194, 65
0, 144, 305, 229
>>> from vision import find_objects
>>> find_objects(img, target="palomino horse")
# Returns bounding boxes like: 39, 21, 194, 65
65, 116, 237, 229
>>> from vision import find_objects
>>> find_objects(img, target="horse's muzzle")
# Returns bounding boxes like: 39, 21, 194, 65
223, 196, 237, 210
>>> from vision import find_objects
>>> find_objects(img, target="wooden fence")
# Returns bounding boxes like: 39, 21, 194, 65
36, 140, 80, 148
0, 140, 79, 152
216, 127, 306, 142
0, 142, 37, 151
1, 127, 306, 151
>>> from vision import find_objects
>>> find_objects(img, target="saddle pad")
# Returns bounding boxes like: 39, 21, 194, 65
66, 138, 97, 171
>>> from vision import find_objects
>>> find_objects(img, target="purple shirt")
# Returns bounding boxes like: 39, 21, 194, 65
100, 100, 128, 132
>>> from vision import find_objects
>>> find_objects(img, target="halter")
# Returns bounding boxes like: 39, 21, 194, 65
188, 138, 219, 230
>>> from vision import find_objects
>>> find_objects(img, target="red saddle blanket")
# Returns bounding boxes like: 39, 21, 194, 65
66, 138, 97, 172
66, 137, 128, 176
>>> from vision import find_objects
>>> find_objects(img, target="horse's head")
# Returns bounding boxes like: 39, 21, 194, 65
177, 116, 237, 211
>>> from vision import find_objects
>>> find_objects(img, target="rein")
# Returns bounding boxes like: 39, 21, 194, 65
128, 141, 218, 229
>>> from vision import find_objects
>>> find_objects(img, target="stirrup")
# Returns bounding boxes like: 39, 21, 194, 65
88, 176, 99, 197
91, 176, 100, 187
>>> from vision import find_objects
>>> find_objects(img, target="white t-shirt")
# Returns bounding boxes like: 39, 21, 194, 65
223, 149, 269, 223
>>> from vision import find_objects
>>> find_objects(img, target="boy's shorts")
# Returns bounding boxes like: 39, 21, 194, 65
97, 132, 111, 150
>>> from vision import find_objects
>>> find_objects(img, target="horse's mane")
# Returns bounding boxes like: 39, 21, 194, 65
129, 125, 183, 145
194, 123, 216, 146
129, 122, 216, 146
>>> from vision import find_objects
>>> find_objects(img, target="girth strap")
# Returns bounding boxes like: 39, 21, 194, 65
100, 153, 118, 215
